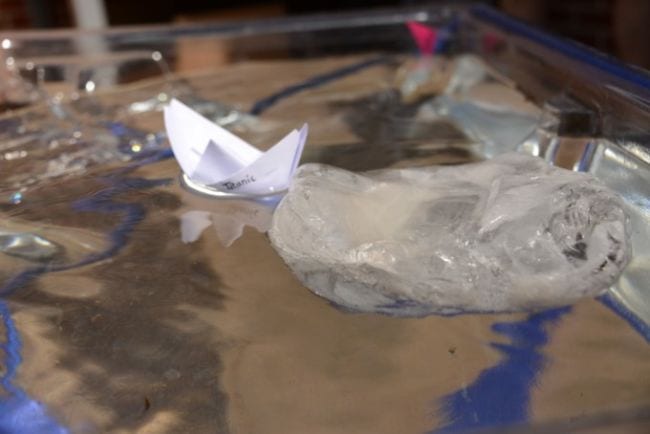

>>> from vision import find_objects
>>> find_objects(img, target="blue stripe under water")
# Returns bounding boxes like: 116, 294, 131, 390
433, 306, 572, 433
0, 150, 173, 433
0, 391, 69, 434
0, 301, 70, 434
0, 301, 21, 396
598, 293, 650, 343
0, 302, 68, 434
576, 141, 596, 172
249, 56, 391, 115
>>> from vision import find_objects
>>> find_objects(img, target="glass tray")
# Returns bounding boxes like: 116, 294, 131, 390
0, 5, 648, 433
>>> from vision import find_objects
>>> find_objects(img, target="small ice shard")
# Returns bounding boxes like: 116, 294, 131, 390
0, 232, 61, 261
396, 55, 490, 104
269, 153, 630, 316
428, 94, 539, 157
443, 55, 489, 96
395, 57, 451, 104
164, 98, 307, 195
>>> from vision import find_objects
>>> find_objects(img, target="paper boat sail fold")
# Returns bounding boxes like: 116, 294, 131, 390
164, 98, 307, 195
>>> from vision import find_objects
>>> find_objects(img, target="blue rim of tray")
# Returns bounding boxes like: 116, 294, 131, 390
470, 5, 650, 93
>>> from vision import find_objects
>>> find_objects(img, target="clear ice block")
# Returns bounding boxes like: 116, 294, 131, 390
269, 153, 630, 316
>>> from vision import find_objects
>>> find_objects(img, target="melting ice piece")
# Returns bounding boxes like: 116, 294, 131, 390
443, 55, 489, 96
0, 232, 61, 261
395, 57, 451, 104
164, 98, 308, 195
269, 153, 630, 316
428, 94, 540, 157
396, 55, 490, 104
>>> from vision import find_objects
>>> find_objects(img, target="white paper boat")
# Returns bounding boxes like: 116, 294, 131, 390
164, 98, 308, 196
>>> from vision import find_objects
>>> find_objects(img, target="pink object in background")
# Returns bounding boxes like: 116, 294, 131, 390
406, 21, 438, 55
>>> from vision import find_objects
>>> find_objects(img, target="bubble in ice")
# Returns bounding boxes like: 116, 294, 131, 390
269, 153, 630, 316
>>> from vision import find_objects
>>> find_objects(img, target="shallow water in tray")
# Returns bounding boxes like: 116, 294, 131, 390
0, 56, 648, 434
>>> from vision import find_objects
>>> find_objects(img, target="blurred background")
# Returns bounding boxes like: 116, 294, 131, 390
0, 0, 648, 68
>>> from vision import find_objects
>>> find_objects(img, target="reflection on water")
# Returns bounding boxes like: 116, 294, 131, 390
434, 307, 572, 433
179, 195, 276, 246
0, 55, 648, 434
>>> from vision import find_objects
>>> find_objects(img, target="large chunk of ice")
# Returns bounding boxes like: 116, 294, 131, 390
269, 153, 630, 316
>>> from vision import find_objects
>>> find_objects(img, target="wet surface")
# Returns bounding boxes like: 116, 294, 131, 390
0, 56, 648, 433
